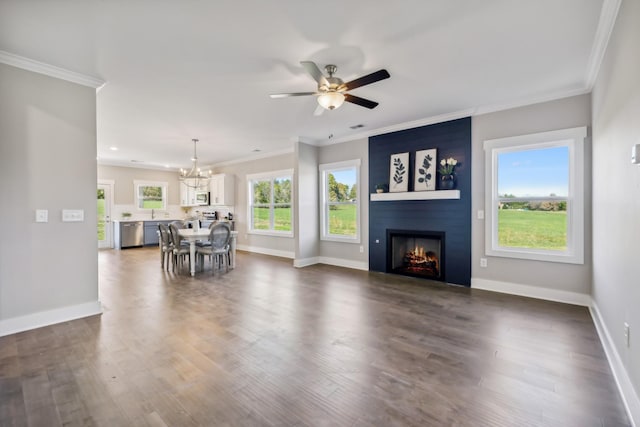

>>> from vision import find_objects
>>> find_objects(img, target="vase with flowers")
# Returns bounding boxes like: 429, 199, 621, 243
438, 157, 458, 190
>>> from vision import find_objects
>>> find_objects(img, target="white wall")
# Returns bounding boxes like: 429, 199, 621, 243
0, 63, 101, 335
592, 0, 640, 420
471, 94, 592, 303
215, 153, 295, 258
317, 138, 369, 270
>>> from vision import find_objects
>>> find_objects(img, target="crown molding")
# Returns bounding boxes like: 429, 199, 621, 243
0, 50, 105, 90
584, 0, 622, 90
472, 86, 591, 116
209, 146, 295, 168
322, 108, 477, 146
97, 158, 178, 172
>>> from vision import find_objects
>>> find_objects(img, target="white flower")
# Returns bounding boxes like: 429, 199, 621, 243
438, 156, 458, 176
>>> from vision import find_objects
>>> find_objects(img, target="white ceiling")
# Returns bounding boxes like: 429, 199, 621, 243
0, 0, 612, 170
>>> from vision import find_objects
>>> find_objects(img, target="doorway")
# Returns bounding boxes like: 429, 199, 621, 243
98, 180, 114, 248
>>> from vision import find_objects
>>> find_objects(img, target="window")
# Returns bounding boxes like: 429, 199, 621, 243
484, 127, 586, 264
247, 170, 293, 236
319, 159, 361, 243
134, 180, 167, 210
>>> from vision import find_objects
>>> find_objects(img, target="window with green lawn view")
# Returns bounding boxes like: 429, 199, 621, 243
247, 170, 293, 235
134, 181, 167, 210
320, 159, 360, 242
484, 127, 586, 264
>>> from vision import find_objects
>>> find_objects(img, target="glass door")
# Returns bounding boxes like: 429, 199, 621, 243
98, 182, 113, 248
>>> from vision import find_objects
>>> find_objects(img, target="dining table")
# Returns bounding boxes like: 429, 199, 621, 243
177, 228, 238, 276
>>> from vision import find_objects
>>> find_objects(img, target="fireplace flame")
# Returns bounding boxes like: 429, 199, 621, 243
404, 247, 439, 271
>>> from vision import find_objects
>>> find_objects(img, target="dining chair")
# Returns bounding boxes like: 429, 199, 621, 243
158, 223, 174, 270
196, 222, 231, 272
169, 222, 190, 272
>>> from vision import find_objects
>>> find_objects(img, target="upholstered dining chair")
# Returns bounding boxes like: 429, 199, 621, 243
158, 223, 174, 270
169, 222, 190, 272
196, 222, 231, 272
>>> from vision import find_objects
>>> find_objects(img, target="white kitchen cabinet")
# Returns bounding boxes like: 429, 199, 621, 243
209, 173, 234, 206
179, 180, 208, 206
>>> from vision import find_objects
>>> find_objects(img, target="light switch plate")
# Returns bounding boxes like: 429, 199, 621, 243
62, 209, 84, 222
35, 209, 48, 223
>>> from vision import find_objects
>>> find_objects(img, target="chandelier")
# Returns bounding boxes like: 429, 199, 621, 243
179, 138, 211, 189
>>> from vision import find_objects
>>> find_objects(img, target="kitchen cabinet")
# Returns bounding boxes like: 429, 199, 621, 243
180, 180, 208, 206
209, 173, 234, 206
143, 220, 175, 246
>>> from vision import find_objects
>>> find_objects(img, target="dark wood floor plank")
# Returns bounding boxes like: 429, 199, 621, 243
0, 377, 28, 427
0, 247, 631, 426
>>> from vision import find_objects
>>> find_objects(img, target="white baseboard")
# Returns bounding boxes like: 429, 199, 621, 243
293, 257, 320, 268
293, 256, 368, 270
0, 300, 103, 337
590, 303, 640, 426
318, 256, 369, 271
471, 277, 591, 306
236, 244, 294, 259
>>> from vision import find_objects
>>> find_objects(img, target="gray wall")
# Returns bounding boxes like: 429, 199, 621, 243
294, 142, 319, 262
98, 164, 181, 206
215, 153, 295, 256
592, 0, 640, 407
471, 94, 592, 295
98, 164, 185, 221
0, 63, 100, 331
318, 138, 369, 268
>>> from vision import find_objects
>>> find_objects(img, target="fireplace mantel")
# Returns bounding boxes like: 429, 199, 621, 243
370, 190, 460, 202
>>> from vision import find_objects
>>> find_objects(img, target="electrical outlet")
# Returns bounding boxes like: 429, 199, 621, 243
624, 322, 630, 347
480, 258, 488, 268
35, 209, 48, 223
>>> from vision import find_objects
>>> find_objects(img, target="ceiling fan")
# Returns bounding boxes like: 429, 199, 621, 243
270, 61, 390, 114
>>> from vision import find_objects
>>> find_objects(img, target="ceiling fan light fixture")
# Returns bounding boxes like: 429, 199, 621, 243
317, 92, 345, 110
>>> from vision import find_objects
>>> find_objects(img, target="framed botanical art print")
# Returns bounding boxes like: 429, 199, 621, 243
389, 152, 409, 192
414, 148, 437, 191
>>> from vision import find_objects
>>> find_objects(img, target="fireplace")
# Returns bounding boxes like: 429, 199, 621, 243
386, 229, 445, 281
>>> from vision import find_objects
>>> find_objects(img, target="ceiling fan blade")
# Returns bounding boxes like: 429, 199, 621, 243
300, 61, 329, 87
270, 92, 317, 98
344, 94, 379, 109
343, 69, 390, 91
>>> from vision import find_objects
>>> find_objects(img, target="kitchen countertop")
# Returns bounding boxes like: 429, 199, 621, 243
113, 218, 234, 223
113, 218, 183, 223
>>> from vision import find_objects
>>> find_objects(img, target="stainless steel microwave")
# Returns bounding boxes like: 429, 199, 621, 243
195, 191, 210, 205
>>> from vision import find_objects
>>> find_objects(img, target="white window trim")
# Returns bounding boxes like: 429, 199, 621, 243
319, 159, 361, 244
483, 127, 586, 264
133, 180, 168, 211
246, 169, 294, 237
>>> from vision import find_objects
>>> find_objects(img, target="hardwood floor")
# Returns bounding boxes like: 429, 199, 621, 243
0, 247, 631, 426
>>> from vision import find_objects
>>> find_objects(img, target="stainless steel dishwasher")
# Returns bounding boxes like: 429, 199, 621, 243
120, 221, 144, 248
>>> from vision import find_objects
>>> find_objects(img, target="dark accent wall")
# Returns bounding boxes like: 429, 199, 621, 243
369, 117, 472, 286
